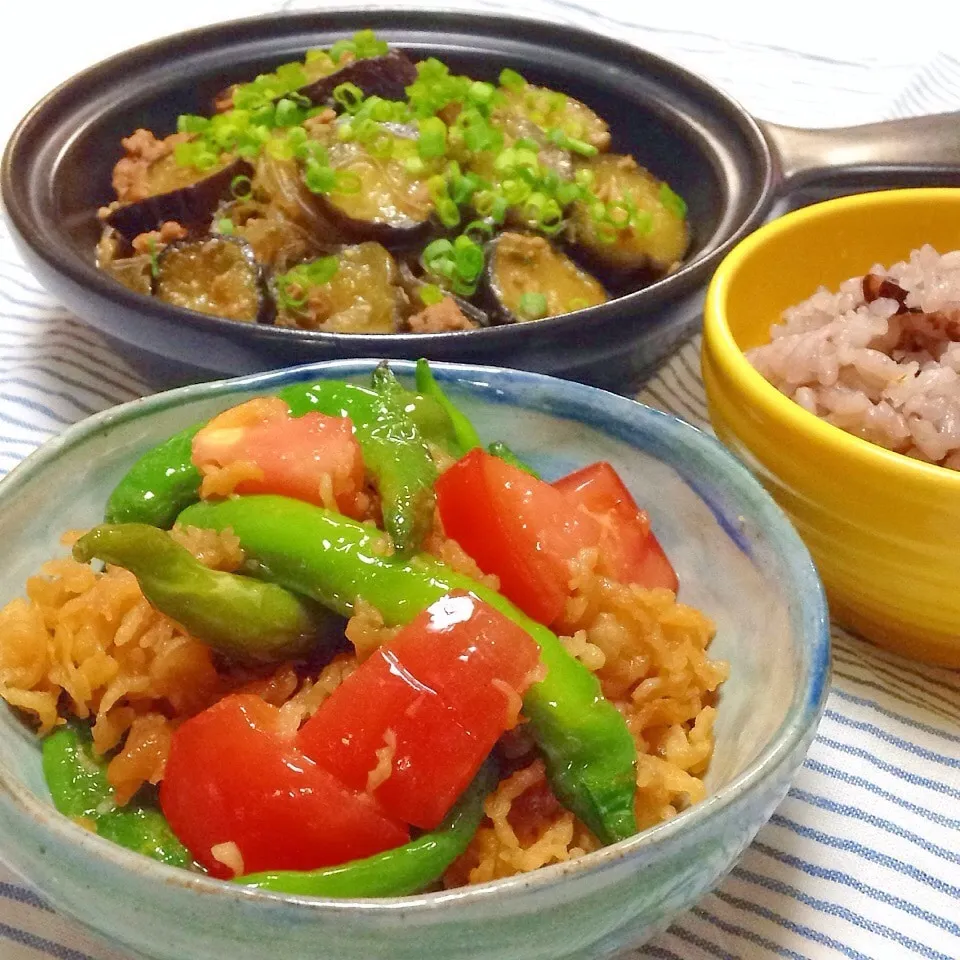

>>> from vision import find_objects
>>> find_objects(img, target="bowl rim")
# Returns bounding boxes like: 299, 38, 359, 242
704, 186, 960, 491
0, 9, 774, 353
0, 359, 829, 914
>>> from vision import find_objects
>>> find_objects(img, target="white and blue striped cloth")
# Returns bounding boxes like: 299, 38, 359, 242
0, 4, 959, 958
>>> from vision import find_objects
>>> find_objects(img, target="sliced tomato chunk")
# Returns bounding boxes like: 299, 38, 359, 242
159, 694, 408, 878
299, 593, 541, 830
389, 592, 542, 744
435, 449, 601, 625
192, 396, 365, 516
299, 649, 481, 830
553, 461, 678, 592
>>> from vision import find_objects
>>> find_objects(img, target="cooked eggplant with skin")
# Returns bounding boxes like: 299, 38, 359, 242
486, 232, 607, 323
297, 51, 418, 107
153, 237, 271, 323
493, 83, 610, 153
274, 242, 406, 333
104, 157, 254, 242
309, 138, 434, 246
568, 154, 689, 274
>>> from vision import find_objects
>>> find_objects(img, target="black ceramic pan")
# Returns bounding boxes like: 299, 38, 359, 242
4, 11, 960, 390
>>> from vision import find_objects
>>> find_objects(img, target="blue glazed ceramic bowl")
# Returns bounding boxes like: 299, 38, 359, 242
0, 361, 829, 960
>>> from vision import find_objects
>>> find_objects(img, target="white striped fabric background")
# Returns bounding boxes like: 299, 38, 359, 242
0, 5, 959, 958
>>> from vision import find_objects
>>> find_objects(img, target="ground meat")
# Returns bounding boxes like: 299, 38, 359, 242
303, 108, 337, 136
112, 129, 188, 203
130, 221, 188, 255
406, 296, 477, 333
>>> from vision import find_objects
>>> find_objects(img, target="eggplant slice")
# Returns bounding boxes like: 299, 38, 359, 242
493, 84, 610, 153
105, 157, 254, 242
568, 154, 689, 274
308, 137, 434, 246
153, 236, 272, 323
297, 51, 418, 107
486, 232, 607, 323
274, 242, 406, 333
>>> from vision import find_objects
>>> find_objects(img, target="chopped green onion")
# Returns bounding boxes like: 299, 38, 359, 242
303, 162, 337, 194
462, 219, 495, 244
467, 81, 495, 106
436, 198, 461, 228
417, 117, 448, 159
334, 82, 366, 112
329, 39, 355, 64
177, 114, 210, 134
514, 137, 540, 152
230, 174, 253, 199
274, 98, 303, 127
499, 68, 526, 91
352, 29, 389, 60
517, 292, 548, 320
404, 155, 427, 176
555, 182, 582, 206
453, 236, 485, 281
146, 238, 160, 280
419, 283, 445, 306
216, 218, 235, 235
659, 182, 687, 218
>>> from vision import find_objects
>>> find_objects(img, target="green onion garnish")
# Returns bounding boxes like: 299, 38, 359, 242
334, 82, 366, 112
499, 68, 526, 91
517, 292, 548, 320
419, 284, 445, 306
177, 114, 210, 134
230, 174, 253, 199
659, 183, 687, 218
417, 117, 448, 159
216, 218, 235, 235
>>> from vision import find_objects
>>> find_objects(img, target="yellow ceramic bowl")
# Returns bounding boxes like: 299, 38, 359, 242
703, 188, 960, 667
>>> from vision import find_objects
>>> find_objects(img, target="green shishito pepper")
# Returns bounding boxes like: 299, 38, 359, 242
280, 367, 437, 556
414, 359, 541, 476
73, 524, 335, 663
104, 424, 203, 529
178, 495, 639, 845
42, 724, 190, 868
414, 358, 482, 455
238, 758, 497, 897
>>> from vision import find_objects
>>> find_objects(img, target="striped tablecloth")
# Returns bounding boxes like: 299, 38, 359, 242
0, 4, 959, 958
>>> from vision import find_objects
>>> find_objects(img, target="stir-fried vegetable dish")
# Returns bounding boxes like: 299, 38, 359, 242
96, 31, 690, 333
0, 361, 726, 894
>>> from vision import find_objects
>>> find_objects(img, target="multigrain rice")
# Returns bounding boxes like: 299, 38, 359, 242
0, 522, 725, 886
748, 245, 960, 468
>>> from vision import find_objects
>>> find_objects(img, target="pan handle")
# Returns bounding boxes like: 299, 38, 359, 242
761, 113, 960, 192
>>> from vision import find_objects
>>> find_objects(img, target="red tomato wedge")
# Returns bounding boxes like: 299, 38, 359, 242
299, 649, 479, 831
553, 461, 679, 592
191, 396, 365, 516
160, 694, 408, 878
435, 449, 601, 625
388, 592, 542, 745
299, 593, 541, 830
